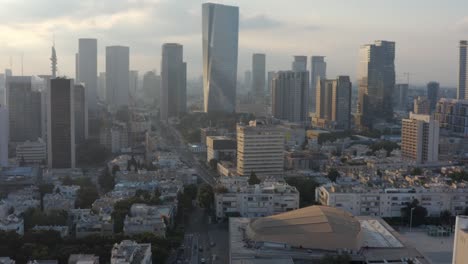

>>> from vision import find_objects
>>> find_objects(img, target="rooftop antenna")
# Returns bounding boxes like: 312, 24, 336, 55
21, 52, 23, 76
50, 35, 57, 78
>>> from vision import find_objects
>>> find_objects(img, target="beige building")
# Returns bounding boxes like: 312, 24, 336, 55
313, 76, 352, 130
237, 120, 284, 178
401, 113, 439, 164
453, 215, 468, 264
413, 96, 430, 115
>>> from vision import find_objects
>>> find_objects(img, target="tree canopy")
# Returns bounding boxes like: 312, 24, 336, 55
401, 199, 428, 227
248, 171, 261, 185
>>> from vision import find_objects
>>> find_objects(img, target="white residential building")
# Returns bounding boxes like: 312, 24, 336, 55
123, 204, 174, 237
317, 184, 468, 218
401, 113, 439, 164
0, 214, 24, 235
16, 139, 47, 165
111, 240, 152, 264
214, 179, 299, 219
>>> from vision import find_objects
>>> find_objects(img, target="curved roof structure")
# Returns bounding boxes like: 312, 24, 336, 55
245, 206, 362, 251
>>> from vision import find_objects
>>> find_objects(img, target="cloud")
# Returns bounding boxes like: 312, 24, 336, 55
241, 14, 283, 30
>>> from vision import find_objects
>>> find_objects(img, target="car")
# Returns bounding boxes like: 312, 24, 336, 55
200, 258, 206, 264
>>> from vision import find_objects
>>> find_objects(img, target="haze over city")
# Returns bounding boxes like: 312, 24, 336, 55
1, 0, 468, 85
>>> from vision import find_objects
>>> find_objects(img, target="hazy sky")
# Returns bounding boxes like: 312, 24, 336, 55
1, 0, 468, 86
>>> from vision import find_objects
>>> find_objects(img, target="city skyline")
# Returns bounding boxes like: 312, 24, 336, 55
1, 0, 468, 86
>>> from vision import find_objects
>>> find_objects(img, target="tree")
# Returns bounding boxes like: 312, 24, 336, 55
401, 199, 428, 227
320, 254, 351, 264
410, 167, 423, 176
99, 167, 115, 192
76, 186, 99, 209
248, 171, 261, 185
285, 177, 319, 207
198, 184, 214, 210
327, 168, 341, 182
111, 165, 120, 176
440, 210, 453, 226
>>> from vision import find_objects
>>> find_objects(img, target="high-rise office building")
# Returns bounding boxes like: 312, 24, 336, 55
292, 56, 307, 72
413, 96, 430, 115
357, 40, 396, 129
401, 113, 439, 164
237, 120, 284, 178
271, 71, 309, 124
252, 53, 266, 99
74, 83, 88, 145
143, 71, 161, 105
160, 43, 186, 121
458, 40, 468, 100
393, 83, 408, 111
6, 76, 42, 142
313, 76, 352, 130
453, 216, 468, 264
244, 71, 252, 92
78, 38, 98, 112
47, 78, 75, 168
98, 72, 106, 101
0, 104, 8, 167
427, 81, 439, 112
129, 70, 139, 98
310, 56, 326, 112
106, 46, 130, 112
267, 71, 275, 98
434, 98, 468, 137
202, 3, 239, 113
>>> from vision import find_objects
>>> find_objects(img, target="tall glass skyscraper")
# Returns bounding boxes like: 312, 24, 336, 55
202, 3, 239, 113
106, 46, 130, 112
252, 53, 266, 100
357, 40, 395, 129
458, 40, 468, 100
310, 56, 326, 112
78, 38, 97, 112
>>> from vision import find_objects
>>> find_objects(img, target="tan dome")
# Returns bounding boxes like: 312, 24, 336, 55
245, 205, 362, 251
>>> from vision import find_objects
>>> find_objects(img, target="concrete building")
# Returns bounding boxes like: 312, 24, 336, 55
43, 193, 75, 212
413, 96, 430, 115
74, 211, 113, 238
251, 53, 266, 100
202, 3, 239, 113
401, 113, 439, 164
74, 83, 88, 145
47, 78, 75, 169
434, 98, 468, 136
393, 83, 408, 111
124, 204, 175, 237
267, 71, 275, 97
0, 105, 7, 167
106, 46, 130, 112
215, 179, 299, 219
98, 72, 106, 101
160, 43, 186, 121
77, 38, 98, 113
427, 81, 439, 112
458, 40, 467, 100
313, 76, 352, 130
6, 76, 42, 142
16, 139, 47, 165
142, 71, 160, 105
453, 216, 468, 264
32, 225, 69, 238
206, 136, 236, 162
317, 184, 468, 218
292, 55, 307, 72
68, 254, 99, 264
356, 40, 396, 129
129, 70, 139, 98
99, 122, 129, 153
271, 71, 309, 124
237, 120, 284, 178
310, 56, 326, 112
0, 214, 24, 235
111, 240, 152, 264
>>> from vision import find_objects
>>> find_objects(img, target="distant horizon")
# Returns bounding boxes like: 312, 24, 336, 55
1, 0, 468, 86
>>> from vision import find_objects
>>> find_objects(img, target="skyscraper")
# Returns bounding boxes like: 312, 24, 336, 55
267, 71, 275, 98
310, 56, 326, 112
98, 72, 106, 101
106, 46, 130, 112
0, 104, 8, 167
458, 40, 468, 100
427, 81, 439, 112
237, 120, 284, 178
202, 3, 239, 113
74, 83, 88, 145
357, 40, 395, 129
252, 53, 266, 99
48, 78, 75, 168
401, 113, 439, 164
78, 38, 98, 112
292, 56, 307, 72
313, 76, 352, 130
271, 71, 309, 124
393, 83, 408, 111
6, 76, 42, 142
129, 70, 139, 99
160, 43, 186, 121
413, 96, 430, 115
143, 71, 160, 105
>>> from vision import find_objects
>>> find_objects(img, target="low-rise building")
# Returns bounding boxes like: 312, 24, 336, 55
215, 180, 299, 219
68, 254, 99, 264
110, 240, 152, 264
217, 161, 237, 177
43, 193, 75, 212
206, 136, 236, 162
284, 150, 326, 170
54, 185, 80, 199
124, 204, 175, 237
0, 214, 24, 235
16, 139, 47, 165
0, 167, 41, 194
69, 209, 113, 238
453, 215, 468, 264
0, 257, 15, 264
317, 184, 468, 217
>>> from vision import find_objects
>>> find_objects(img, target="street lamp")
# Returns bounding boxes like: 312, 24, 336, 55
409, 207, 415, 232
